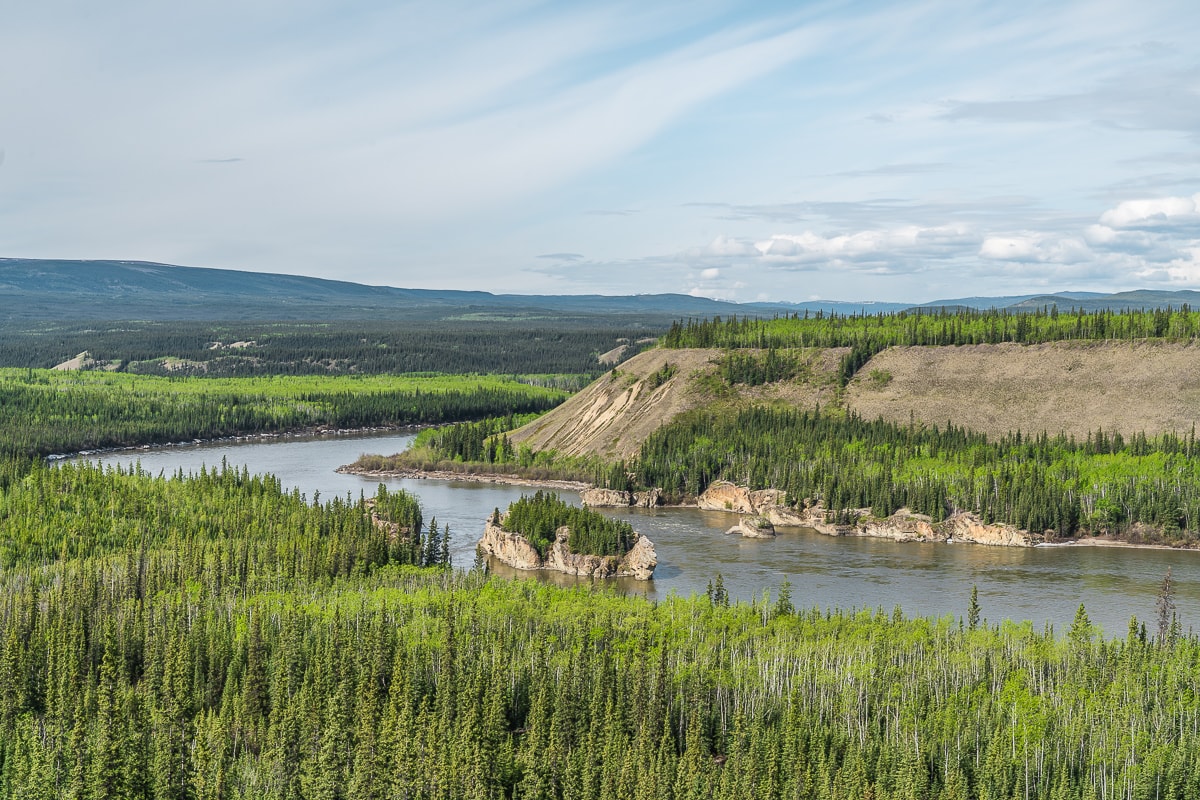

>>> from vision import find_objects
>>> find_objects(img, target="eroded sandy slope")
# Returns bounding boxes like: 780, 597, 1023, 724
509, 347, 845, 459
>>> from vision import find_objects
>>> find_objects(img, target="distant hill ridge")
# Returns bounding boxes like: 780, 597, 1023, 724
1, 257, 1198, 322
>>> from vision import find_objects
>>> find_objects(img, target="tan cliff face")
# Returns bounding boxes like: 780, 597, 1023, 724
507, 348, 844, 461
478, 520, 657, 580
507, 349, 721, 461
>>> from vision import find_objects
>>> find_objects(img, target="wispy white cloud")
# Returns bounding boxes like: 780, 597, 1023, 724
3, 0, 1200, 301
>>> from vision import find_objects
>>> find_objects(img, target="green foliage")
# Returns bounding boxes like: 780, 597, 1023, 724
501, 490, 636, 557
4, 520, 1200, 798
866, 368, 893, 388
665, 305, 1200, 350
717, 347, 808, 386
634, 405, 1200, 539
1, 457, 1199, 797
0, 370, 565, 457
407, 414, 536, 464
644, 361, 678, 390
0, 461, 445, 573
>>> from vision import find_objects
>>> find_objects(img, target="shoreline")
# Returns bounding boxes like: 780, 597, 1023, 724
338, 465, 592, 492
342, 465, 1200, 553
62, 432, 1200, 555
50, 424, 425, 462
1039, 537, 1198, 552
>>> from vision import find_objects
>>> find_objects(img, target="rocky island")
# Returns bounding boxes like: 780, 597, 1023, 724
478, 491, 657, 580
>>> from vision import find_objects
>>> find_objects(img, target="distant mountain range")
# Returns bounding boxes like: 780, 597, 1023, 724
2, 258, 1198, 324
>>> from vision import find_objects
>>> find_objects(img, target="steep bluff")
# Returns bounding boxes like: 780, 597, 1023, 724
507, 347, 844, 460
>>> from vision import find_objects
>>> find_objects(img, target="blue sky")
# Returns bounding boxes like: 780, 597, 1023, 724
1, 0, 1198, 302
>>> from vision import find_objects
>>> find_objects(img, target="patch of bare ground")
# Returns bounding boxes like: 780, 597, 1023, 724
52, 351, 93, 370
846, 340, 1200, 439
508, 347, 846, 460
597, 344, 627, 365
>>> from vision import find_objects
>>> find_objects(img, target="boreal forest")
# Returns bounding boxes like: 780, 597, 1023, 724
2, 308, 1200, 798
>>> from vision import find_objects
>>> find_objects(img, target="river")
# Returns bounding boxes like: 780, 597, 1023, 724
78, 431, 1200, 638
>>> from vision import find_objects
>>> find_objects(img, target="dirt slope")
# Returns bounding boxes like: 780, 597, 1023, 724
509, 347, 845, 460
846, 340, 1200, 439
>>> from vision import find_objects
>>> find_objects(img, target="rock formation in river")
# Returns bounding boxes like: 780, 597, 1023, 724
724, 516, 775, 538
689, 480, 1038, 546
478, 519, 657, 580
579, 487, 662, 508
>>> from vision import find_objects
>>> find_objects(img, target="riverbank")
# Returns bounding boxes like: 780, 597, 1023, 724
51, 424, 424, 462
338, 465, 591, 492
341, 464, 1200, 553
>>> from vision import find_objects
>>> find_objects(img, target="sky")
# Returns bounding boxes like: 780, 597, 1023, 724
1, 0, 1199, 303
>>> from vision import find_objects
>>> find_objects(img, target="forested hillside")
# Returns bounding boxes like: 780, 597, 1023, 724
0, 320, 659, 377
0, 258, 792, 323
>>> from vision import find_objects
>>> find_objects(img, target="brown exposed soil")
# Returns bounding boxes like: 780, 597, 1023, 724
846, 340, 1200, 439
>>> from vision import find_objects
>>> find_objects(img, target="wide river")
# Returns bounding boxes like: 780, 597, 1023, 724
78, 431, 1200, 638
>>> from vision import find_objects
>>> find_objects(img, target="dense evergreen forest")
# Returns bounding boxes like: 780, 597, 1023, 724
0, 370, 565, 459
0, 320, 660, 377
663, 306, 1200, 350
499, 491, 636, 557
633, 407, 1200, 541
2, 459, 1200, 797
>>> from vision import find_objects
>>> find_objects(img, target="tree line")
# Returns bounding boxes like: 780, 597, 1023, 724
664, 306, 1200, 385
664, 306, 1200, 350
0, 370, 565, 459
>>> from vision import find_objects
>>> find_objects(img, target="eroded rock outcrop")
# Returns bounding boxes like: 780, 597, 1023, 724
939, 512, 1034, 546
580, 487, 633, 507
852, 508, 937, 542
478, 520, 657, 579
580, 487, 663, 508
725, 516, 776, 538
477, 521, 543, 570
693, 480, 1038, 547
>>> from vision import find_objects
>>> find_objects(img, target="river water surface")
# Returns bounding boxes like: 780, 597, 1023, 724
79, 431, 1200, 638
